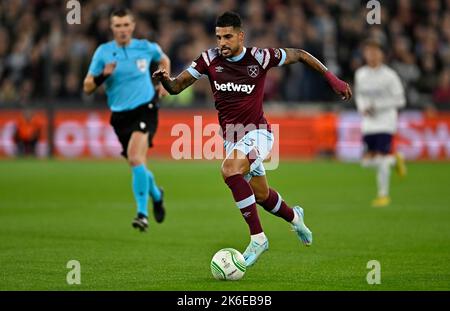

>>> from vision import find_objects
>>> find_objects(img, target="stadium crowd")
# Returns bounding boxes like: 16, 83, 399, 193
0, 0, 449, 108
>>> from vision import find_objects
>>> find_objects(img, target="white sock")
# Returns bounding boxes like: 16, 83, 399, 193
361, 157, 377, 168
376, 156, 391, 197
362, 156, 383, 168
291, 210, 299, 225
385, 155, 395, 167
251, 232, 267, 244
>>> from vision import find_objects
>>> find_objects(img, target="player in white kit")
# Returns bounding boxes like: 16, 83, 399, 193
354, 38, 407, 207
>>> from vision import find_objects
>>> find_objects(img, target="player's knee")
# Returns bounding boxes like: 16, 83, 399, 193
127, 154, 145, 167
255, 189, 270, 203
221, 160, 246, 180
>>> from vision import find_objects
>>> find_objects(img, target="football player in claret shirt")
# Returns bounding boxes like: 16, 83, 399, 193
153, 11, 352, 267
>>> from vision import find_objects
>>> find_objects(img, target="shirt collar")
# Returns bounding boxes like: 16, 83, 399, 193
225, 47, 246, 62
114, 38, 134, 48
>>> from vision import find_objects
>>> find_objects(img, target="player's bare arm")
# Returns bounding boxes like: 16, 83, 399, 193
153, 54, 171, 97
283, 48, 327, 72
83, 62, 117, 95
152, 69, 197, 95
282, 48, 352, 100
157, 54, 171, 75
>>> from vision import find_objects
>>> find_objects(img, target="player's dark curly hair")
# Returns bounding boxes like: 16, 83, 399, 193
216, 11, 242, 29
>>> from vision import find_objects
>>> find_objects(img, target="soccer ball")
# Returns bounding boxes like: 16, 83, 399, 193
210, 248, 246, 281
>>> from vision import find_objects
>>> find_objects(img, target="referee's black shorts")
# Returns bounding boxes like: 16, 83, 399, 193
110, 100, 159, 158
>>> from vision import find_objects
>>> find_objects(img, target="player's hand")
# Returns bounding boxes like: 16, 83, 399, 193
103, 62, 116, 76
155, 84, 169, 98
152, 69, 170, 82
338, 82, 352, 100
363, 106, 376, 117
324, 71, 352, 100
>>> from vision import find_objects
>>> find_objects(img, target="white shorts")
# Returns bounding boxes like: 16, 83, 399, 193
223, 129, 274, 182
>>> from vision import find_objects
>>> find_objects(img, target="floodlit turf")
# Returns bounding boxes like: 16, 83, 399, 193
0, 159, 449, 290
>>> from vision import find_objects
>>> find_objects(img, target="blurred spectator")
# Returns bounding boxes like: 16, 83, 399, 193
417, 54, 439, 94
433, 68, 450, 105
0, 78, 18, 102
63, 72, 82, 101
0, 0, 449, 108
391, 35, 420, 104
13, 108, 44, 157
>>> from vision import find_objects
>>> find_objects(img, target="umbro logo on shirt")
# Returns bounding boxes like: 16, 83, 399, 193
140, 122, 146, 130
215, 66, 224, 73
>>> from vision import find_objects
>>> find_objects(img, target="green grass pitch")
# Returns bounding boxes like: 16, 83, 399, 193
0, 159, 449, 290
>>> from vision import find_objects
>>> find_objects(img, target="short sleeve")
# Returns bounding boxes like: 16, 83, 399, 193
251, 47, 286, 71
186, 52, 209, 79
148, 41, 163, 63
267, 48, 286, 68
88, 46, 105, 76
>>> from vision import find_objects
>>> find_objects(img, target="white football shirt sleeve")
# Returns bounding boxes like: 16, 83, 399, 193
374, 71, 406, 110
354, 69, 371, 113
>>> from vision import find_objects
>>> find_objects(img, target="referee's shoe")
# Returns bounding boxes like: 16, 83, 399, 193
132, 214, 148, 232
152, 187, 165, 223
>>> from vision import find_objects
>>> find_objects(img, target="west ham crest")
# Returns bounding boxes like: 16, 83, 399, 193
247, 65, 259, 78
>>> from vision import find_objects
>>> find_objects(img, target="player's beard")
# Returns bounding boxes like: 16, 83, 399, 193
221, 46, 236, 58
